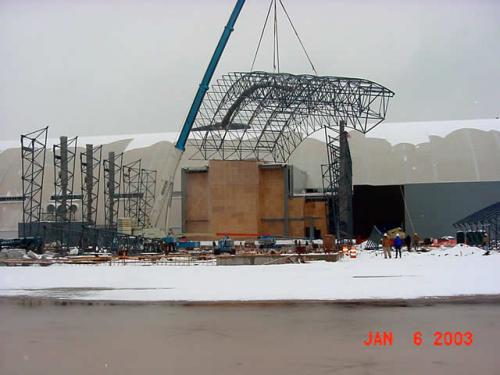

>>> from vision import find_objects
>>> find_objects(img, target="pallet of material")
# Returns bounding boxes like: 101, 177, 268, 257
0, 259, 54, 266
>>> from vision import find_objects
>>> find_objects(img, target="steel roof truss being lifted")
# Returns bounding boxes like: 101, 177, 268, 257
190, 71, 394, 162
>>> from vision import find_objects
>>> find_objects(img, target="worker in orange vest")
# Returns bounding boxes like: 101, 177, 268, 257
382, 233, 392, 259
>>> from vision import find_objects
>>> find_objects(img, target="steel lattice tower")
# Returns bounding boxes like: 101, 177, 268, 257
20, 127, 48, 233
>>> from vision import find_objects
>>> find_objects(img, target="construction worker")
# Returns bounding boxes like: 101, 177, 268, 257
163, 231, 176, 254
404, 234, 412, 252
412, 233, 420, 251
394, 233, 403, 258
382, 233, 392, 259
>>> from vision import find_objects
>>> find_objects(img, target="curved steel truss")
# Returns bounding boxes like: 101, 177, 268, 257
190, 71, 394, 162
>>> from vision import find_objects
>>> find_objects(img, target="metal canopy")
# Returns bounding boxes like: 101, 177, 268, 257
454, 201, 499, 249
190, 71, 394, 162
454, 202, 500, 228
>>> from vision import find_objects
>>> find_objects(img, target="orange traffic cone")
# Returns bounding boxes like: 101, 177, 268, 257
349, 246, 357, 259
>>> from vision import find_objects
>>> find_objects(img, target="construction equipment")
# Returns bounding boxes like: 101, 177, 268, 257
0, 237, 44, 253
149, 0, 246, 235
257, 235, 276, 249
214, 236, 235, 255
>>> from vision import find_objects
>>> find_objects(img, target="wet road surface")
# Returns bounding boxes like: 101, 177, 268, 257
1, 300, 499, 374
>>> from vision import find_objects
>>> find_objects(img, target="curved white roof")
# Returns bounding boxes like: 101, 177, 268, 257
1, 118, 499, 153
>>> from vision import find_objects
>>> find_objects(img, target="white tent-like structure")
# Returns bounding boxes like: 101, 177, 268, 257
0, 118, 499, 238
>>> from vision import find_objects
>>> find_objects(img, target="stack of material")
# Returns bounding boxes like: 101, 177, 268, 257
0, 248, 26, 259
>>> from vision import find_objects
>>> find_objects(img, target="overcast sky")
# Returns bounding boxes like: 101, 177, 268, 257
1, 0, 499, 140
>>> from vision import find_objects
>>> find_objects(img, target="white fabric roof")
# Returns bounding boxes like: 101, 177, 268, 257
1, 118, 499, 152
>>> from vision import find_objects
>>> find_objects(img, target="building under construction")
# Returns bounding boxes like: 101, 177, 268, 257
1, 116, 500, 250
182, 160, 327, 240
0, 0, 499, 252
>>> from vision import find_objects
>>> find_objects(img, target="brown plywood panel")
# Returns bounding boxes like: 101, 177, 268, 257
259, 168, 285, 218
260, 221, 284, 236
288, 221, 305, 237
185, 171, 209, 234
208, 160, 260, 235
288, 197, 305, 217
304, 200, 328, 237
288, 197, 306, 237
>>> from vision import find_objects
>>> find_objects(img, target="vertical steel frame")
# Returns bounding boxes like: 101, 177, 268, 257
80, 144, 102, 226
139, 169, 157, 228
21, 127, 48, 230
53, 136, 78, 222
321, 121, 353, 241
123, 159, 142, 225
104, 152, 123, 229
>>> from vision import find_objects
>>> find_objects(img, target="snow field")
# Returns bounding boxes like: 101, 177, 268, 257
0, 245, 498, 302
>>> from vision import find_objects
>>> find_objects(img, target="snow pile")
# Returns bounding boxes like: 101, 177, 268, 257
0, 247, 498, 302
427, 244, 484, 257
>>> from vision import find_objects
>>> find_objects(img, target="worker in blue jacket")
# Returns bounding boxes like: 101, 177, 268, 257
393, 233, 403, 258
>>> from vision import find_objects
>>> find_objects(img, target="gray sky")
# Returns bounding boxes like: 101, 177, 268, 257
1, 0, 499, 139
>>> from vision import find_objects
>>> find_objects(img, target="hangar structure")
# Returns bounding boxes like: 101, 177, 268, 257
1, 119, 499, 241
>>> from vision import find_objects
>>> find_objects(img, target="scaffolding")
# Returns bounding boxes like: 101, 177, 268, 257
122, 159, 142, 227
20, 127, 48, 234
139, 169, 157, 228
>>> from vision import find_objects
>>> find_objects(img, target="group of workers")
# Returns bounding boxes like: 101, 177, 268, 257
381, 232, 420, 259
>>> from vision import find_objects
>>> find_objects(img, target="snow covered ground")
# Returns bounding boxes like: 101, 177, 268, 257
0, 245, 499, 302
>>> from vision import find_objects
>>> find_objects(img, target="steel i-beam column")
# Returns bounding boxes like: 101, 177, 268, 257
338, 120, 353, 239
85, 144, 94, 224
107, 152, 115, 228
59, 136, 69, 222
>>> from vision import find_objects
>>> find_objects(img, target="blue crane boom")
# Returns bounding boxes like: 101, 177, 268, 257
150, 0, 245, 233
175, 0, 246, 151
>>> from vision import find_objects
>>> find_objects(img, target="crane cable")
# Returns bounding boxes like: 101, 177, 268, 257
277, 0, 317, 75
250, 1, 273, 73
273, 0, 280, 73
250, 0, 318, 76
399, 184, 417, 235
